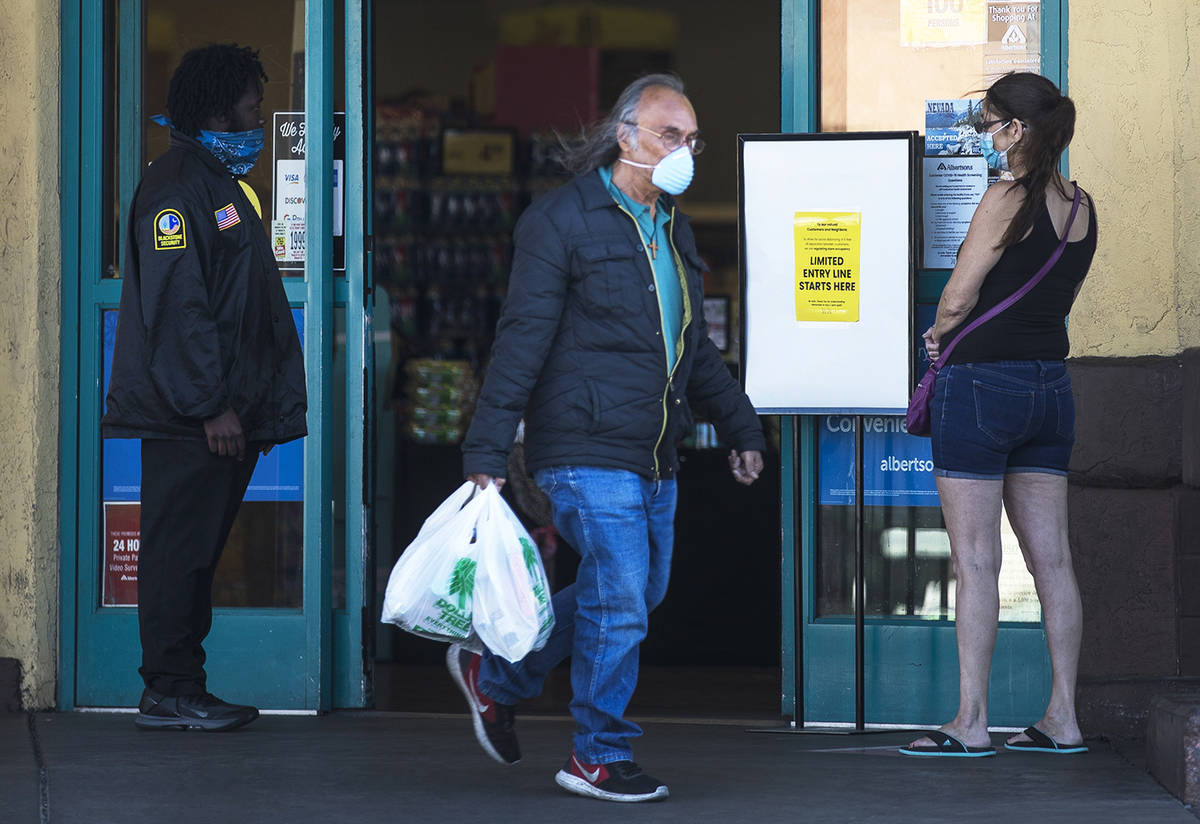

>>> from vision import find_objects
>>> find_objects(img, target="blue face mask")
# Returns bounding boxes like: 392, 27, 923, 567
980, 120, 1014, 171
151, 114, 265, 176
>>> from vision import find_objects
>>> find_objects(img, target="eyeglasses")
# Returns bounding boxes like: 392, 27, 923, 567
624, 122, 706, 156
974, 118, 1010, 134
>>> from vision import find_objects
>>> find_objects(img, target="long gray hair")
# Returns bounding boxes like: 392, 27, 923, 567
556, 73, 686, 176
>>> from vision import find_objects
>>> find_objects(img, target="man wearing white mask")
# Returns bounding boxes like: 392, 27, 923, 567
452, 74, 765, 802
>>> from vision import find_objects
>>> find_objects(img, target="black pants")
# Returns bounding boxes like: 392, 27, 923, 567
138, 439, 259, 696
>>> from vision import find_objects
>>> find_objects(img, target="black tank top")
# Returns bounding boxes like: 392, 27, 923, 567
944, 189, 1097, 365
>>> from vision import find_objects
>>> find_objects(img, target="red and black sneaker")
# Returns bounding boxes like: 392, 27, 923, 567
446, 643, 520, 765
555, 752, 670, 802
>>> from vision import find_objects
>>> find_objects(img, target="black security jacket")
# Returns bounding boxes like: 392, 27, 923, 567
102, 132, 307, 444
462, 170, 764, 480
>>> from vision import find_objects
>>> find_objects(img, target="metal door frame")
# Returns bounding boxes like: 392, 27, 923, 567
778, 0, 1070, 725
58, 0, 372, 710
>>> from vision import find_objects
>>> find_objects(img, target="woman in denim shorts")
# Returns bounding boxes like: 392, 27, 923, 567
901, 74, 1098, 758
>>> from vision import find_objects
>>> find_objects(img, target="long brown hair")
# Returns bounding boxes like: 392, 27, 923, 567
984, 73, 1076, 248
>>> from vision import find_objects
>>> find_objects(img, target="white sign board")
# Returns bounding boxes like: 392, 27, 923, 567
739, 133, 916, 414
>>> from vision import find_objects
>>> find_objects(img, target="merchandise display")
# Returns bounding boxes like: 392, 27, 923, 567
404, 359, 477, 445
374, 104, 567, 445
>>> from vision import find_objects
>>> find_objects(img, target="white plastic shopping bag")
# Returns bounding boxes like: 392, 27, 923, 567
381, 482, 488, 649
471, 484, 555, 662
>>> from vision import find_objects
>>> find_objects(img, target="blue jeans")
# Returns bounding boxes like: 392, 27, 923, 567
477, 465, 677, 764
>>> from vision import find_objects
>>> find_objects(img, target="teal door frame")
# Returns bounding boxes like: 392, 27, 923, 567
779, 0, 1069, 725
58, 0, 373, 710
305, 0, 336, 713
335, 0, 375, 709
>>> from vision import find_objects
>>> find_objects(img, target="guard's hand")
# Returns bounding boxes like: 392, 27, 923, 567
923, 326, 940, 361
729, 450, 763, 486
467, 473, 506, 490
204, 408, 245, 461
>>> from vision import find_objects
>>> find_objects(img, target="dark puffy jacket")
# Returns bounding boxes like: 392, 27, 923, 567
102, 132, 307, 444
462, 170, 764, 480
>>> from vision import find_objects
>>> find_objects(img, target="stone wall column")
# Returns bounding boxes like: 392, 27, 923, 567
0, 0, 63, 710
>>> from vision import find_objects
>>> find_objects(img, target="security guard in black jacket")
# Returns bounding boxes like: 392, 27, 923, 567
103, 44, 306, 732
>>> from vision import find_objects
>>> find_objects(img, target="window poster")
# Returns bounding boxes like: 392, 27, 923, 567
818, 305, 941, 508
923, 100, 987, 268
984, 1, 1041, 77
924, 99, 983, 157
923, 157, 988, 268
272, 112, 346, 271
793, 212, 862, 323
103, 502, 141, 606
899, 0, 987, 48
818, 416, 941, 507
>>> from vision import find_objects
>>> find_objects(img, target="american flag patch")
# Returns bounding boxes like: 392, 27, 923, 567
214, 203, 240, 231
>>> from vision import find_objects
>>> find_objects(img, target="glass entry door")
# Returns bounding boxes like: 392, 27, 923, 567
780, 0, 1064, 726
62, 0, 370, 710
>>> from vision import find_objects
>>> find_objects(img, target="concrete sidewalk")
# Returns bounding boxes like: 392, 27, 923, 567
1, 711, 1194, 823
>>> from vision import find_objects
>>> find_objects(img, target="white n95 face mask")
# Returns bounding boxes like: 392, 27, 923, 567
619, 145, 694, 195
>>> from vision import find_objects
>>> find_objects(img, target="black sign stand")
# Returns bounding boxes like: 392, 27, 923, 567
749, 415, 899, 736
736, 132, 919, 737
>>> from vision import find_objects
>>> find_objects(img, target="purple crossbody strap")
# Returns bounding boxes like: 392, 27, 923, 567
931, 184, 1082, 370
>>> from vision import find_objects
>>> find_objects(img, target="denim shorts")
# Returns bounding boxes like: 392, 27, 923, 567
930, 360, 1075, 480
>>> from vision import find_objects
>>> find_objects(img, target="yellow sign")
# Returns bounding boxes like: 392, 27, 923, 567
793, 212, 861, 323
442, 130, 515, 175
899, 0, 987, 48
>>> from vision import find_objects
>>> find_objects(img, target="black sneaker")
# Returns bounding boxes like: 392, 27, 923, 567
135, 688, 259, 732
446, 644, 520, 765
555, 753, 670, 802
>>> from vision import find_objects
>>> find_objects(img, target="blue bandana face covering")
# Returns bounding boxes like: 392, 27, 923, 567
151, 114, 265, 176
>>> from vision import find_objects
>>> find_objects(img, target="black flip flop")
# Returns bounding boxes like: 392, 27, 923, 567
899, 729, 996, 758
1004, 726, 1088, 754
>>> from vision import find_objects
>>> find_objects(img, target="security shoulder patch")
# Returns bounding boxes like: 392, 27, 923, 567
153, 208, 187, 251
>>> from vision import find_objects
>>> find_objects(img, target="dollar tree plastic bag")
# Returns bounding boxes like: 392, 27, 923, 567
381, 482, 488, 649
470, 484, 555, 663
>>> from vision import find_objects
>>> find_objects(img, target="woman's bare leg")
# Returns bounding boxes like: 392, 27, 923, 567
1002, 471, 1084, 746
907, 476, 1004, 749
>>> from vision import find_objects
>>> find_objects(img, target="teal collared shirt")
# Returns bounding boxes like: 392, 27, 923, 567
598, 165, 684, 373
